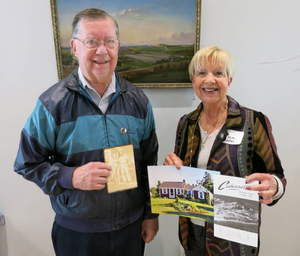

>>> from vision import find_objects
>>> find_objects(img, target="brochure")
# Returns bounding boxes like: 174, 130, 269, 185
104, 144, 137, 193
148, 165, 220, 223
214, 175, 259, 247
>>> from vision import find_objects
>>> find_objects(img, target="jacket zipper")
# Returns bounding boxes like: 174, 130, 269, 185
104, 91, 123, 231
79, 86, 123, 230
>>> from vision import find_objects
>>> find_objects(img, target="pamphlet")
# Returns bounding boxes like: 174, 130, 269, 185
104, 144, 137, 193
148, 165, 220, 223
214, 175, 259, 247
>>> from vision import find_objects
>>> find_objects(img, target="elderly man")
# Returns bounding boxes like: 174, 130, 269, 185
14, 8, 159, 256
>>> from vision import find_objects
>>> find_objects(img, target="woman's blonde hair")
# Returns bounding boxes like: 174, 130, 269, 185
188, 45, 235, 80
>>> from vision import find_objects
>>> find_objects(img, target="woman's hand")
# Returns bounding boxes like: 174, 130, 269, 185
163, 152, 183, 169
245, 173, 278, 205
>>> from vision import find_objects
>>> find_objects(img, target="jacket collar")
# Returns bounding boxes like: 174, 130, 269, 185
226, 96, 243, 129
64, 67, 128, 95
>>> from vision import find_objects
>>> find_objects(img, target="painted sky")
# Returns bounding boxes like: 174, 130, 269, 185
56, 0, 196, 47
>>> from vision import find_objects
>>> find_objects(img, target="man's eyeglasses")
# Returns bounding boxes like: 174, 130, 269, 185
73, 37, 120, 50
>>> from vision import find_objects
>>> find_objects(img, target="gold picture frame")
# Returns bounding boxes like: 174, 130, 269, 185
50, 0, 201, 88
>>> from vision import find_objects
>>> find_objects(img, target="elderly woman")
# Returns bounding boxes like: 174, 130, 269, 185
164, 45, 286, 256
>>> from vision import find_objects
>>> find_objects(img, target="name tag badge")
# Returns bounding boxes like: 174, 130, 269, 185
223, 130, 244, 145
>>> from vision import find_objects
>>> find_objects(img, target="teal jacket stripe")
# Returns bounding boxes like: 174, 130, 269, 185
57, 114, 146, 155
23, 100, 155, 155
24, 99, 57, 152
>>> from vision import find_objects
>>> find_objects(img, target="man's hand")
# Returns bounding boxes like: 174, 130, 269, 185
141, 218, 159, 243
163, 152, 183, 169
245, 173, 278, 205
72, 162, 111, 190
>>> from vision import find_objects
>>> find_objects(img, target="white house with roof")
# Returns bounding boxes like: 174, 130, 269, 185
159, 180, 214, 205
192, 184, 214, 205
159, 180, 196, 199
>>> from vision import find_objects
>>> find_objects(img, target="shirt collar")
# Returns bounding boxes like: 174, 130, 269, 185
78, 67, 116, 100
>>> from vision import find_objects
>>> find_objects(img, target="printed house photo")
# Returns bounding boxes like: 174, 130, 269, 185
50, 0, 201, 88
148, 166, 220, 222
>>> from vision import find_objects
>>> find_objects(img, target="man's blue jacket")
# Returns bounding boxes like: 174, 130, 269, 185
14, 68, 159, 232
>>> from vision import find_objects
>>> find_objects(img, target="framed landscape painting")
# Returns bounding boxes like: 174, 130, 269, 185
50, 0, 202, 88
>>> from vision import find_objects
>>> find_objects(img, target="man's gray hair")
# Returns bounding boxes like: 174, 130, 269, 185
72, 8, 119, 39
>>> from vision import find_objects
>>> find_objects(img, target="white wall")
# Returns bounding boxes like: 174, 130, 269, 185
1, 0, 299, 255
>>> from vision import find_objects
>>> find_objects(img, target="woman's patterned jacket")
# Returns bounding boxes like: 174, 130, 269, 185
175, 96, 287, 256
